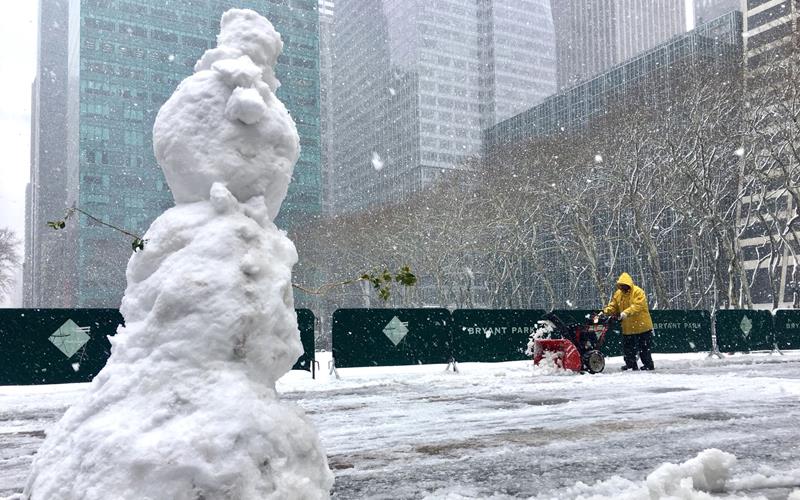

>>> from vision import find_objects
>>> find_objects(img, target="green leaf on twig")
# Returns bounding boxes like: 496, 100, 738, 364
131, 238, 146, 252
48, 206, 145, 252
359, 265, 417, 301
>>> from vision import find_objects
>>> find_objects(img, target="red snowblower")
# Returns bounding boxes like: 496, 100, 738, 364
528, 312, 614, 374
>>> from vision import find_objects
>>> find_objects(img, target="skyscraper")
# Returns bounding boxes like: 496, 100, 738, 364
478, 0, 558, 126
318, 0, 335, 215
331, 0, 556, 213
26, 0, 71, 307
552, 0, 687, 89
26, 0, 320, 308
694, 0, 741, 24
736, 0, 799, 308
743, 0, 796, 64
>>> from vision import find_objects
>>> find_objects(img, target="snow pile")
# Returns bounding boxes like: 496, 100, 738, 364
612, 452, 800, 499
646, 449, 736, 497
424, 450, 747, 499
530, 349, 573, 376
22, 9, 332, 500
537, 449, 744, 500
729, 465, 800, 495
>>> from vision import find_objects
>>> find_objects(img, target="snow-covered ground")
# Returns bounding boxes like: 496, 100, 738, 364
2, 351, 800, 499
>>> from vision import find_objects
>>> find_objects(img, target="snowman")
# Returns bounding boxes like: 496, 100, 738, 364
22, 9, 333, 500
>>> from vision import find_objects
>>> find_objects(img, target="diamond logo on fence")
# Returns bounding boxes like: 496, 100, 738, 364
383, 316, 409, 346
740, 315, 753, 338
48, 319, 91, 358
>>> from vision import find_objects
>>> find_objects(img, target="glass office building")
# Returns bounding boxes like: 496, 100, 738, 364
694, 0, 741, 25
484, 12, 744, 154
26, 0, 320, 307
331, 0, 556, 213
25, 0, 72, 307
552, 0, 687, 89
737, 0, 799, 308
318, 0, 334, 215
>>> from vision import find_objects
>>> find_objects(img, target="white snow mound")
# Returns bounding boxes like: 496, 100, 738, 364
646, 448, 737, 497
521, 449, 744, 500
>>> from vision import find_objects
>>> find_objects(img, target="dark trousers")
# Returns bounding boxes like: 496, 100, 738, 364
622, 330, 654, 370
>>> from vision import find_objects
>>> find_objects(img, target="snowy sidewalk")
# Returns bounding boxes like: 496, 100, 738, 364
3, 352, 800, 499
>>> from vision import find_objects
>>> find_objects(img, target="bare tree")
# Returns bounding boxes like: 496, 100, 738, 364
0, 228, 21, 301
742, 33, 800, 308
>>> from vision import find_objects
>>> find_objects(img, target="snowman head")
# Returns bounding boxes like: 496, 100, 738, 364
195, 9, 282, 91
153, 9, 299, 219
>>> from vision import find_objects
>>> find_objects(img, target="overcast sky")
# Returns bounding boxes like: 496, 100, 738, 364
0, 3, 37, 244
0, 3, 37, 306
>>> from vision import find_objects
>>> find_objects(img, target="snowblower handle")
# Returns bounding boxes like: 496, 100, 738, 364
594, 312, 619, 326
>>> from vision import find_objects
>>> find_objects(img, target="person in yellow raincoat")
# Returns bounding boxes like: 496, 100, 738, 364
603, 272, 655, 371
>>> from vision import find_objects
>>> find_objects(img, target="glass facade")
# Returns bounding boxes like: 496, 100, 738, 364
331, 0, 555, 213
482, 0, 557, 125
552, 0, 687, 89
484, 12, 744, 154
28, 0, 320, 307
26, 0, 72, 308
694, 0, 741, 25
739, 0, 798, 308
318, 0, 334, 215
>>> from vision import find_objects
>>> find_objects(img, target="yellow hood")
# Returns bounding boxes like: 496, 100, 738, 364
616, 272, 634, 289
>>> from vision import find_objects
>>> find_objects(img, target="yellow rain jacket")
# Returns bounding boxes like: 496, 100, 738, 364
603, 272, 654, 335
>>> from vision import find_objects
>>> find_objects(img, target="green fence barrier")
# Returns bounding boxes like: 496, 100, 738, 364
650, 310, 711, 353
715, 310, 774, 353
331, 308, 452, 368
0, 308, 317, 386
0, 309, 123, 385
551, 309, 623, 358
451, 309, 545, 362
292, 309, 316, 373
772, 310, 800, 350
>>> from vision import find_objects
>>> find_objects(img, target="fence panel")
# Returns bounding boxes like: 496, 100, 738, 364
715, 310, 774, 353
291, 308, 316, 372
772, 310, 800, 350
451, 309, 546, 362
0, 309, 123, 385
650, 310, 711, 353
1, 308, 316, 385
331, 308, 451, 368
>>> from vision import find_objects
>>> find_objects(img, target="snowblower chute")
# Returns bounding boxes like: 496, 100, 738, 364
532, 338, 582, 371
528, 312, 613, 374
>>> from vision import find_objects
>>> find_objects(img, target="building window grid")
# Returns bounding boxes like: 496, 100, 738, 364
62, 0, 320, 307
